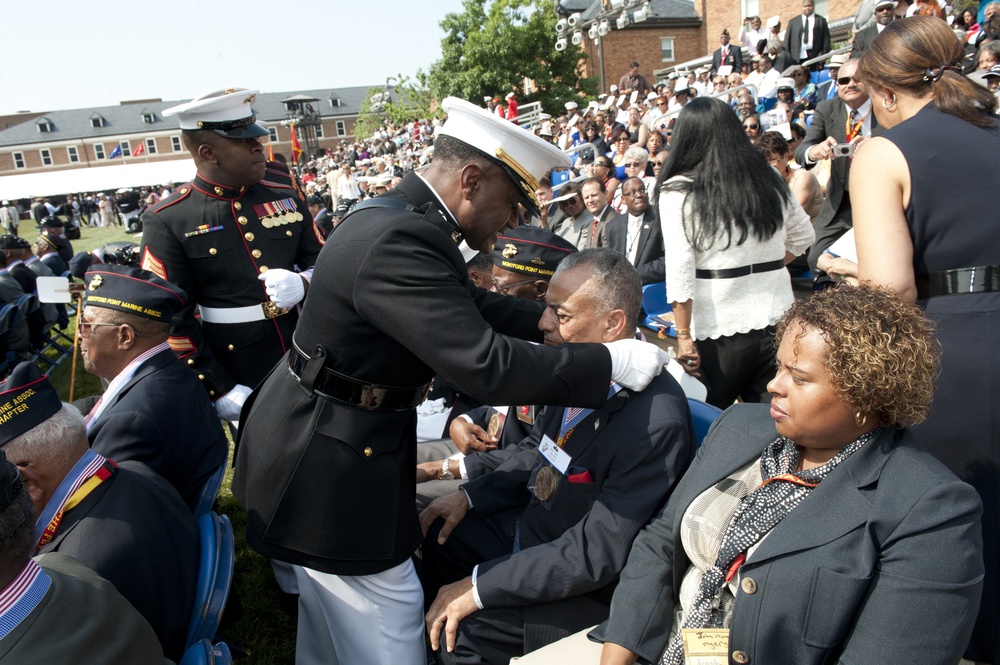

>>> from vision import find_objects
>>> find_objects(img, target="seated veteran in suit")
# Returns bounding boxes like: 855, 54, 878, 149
80, 264, 229, 511
603, 177, 665, 285
0, 449, 170, 664
518, 285, 984, 665
0, 362, 199, 661
417, 227, 578, 507
419, 249, 696, 665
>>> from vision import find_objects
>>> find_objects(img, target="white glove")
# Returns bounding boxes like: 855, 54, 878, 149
258, 269, 306, 309
214, 383, 253, 422
603, 339, 669, 392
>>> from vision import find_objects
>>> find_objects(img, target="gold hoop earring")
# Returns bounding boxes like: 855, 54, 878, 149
854, 410, 868, 428
882, 94, 897, 110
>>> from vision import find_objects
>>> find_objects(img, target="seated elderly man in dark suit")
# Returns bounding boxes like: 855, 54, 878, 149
80, 264, 229, 510
0, 448, 170, 664
603, 176, 665, 285
0, 362, 198, 660
419, 249, 695, 665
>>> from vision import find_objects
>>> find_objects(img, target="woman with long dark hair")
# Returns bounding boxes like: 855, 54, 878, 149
657, 96, 813, 408
851, 16, 1000, 663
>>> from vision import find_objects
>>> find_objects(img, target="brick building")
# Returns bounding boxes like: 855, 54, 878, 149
0, 87, 378, 179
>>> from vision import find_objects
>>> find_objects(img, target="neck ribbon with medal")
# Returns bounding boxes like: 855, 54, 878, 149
531, 382, 623, 505
34, 449, 116, 553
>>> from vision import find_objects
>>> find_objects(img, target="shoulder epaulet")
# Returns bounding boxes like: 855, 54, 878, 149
147, 183, 193, 214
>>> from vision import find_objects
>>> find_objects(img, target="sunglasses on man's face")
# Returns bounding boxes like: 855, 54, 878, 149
837, 76, 859, 86
744, 123, 760, 130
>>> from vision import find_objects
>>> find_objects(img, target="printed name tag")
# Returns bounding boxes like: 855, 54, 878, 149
538, 435, 571, 474
681, 628, 729, 665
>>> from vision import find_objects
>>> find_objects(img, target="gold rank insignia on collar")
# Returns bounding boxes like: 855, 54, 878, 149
88, 275, 103, 291
502, 244, 518, 259
451, 230, 463, 244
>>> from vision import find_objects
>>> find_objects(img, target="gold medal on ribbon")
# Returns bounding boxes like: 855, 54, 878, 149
487, 413, 502, 439
534, 465, 559, 502
294, 211, 303, 222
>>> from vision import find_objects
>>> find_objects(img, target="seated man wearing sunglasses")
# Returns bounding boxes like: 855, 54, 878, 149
547, 182, 595, 250
792, 58, 883, 285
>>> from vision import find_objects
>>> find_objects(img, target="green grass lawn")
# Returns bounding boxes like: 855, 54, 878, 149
43, 224, 297, 664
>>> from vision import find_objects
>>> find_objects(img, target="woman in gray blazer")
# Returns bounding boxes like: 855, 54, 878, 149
518, 285, 984, 664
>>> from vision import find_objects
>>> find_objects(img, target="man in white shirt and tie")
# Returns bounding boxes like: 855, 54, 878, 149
784, 0, 830, 68
602, 177, 665, 285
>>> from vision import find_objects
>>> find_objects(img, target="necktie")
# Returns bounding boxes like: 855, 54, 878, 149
84, 396, 104, 428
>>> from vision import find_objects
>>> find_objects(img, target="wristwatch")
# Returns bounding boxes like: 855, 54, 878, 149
440, 459, 455, 481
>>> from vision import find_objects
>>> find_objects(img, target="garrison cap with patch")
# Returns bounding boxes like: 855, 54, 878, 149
0, 235, 31, 250
163, 87, 269, 139
0, 362, 61, 448
492, 226, 577, 278
438, 97, 571, 219
83, 264, 187, 323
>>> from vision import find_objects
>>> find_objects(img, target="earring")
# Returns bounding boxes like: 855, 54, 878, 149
882, 94, 897, 110
854, 410, 868, 428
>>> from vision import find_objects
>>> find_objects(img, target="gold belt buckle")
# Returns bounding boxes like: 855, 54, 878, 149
262, 301, 288, 320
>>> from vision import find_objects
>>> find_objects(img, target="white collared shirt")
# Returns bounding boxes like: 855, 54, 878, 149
85, 342, 170, 430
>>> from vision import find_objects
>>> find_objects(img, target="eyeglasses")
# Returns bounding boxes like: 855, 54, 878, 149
624, 162, 645, 168
78, 320, 137, 338
490, 278, 537, 295
744, 124, 760, 130
616, 136, 631, 142
559, 198, 582, 208
594, 162, 610, 168
621, 189, 647, 197
652, 160, 664, 166
837, 76, 858, 85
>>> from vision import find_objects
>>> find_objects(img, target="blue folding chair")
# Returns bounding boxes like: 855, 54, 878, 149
179, 639, 232, 665
641, 283, 675, 338
687, 398, 723, 447
194, 458, 228, 519
186, 512, 235, 649
810, 69, 832, 85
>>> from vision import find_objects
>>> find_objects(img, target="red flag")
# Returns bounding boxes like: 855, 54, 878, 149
268, 141, 275, 161
133, 142, 145, 157
290, 123, 303, 164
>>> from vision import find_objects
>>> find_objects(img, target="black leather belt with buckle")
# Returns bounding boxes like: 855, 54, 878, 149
288, 344, 430, 412
916, 265, 1000, 299
695, 259, 785, 280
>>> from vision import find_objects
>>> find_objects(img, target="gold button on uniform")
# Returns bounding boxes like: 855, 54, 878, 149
187, 359, 195, 366
227, 344, 235, 352
238, 216, 248, 225
214, 186, 224, 196
245, 232, 255, 241
741, 578, 757, 594
180, 187, 189, 194
198, 374, 205, 381
234, 202, 242, 211
252, 249, 262, 258
209, 248, 217, 256
286, 230, 293, 237
259, 266, 268, 274
209, 390, 216, 397
363, 447, 373, 457
732, 650, 749, 664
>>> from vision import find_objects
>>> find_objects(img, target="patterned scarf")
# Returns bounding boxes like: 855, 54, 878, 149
660, 427, 880, 665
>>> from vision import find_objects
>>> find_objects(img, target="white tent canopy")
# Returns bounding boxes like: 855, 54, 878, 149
0, 159, 197, 201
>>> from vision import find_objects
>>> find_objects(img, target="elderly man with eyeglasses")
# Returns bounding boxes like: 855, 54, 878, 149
548, 182, 595, 250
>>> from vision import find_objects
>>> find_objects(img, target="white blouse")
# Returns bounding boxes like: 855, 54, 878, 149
659, 175, 814, 340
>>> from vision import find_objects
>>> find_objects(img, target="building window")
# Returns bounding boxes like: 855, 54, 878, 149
268, 126, 279, 143
336, 120, 346, 136
142, 112, 155, 123
90, 115, 106, 128
171, 136, 182, 152
145, 138, 157, 154
660, 37, 676, 62
95, 144, 105, 160
13, 152, 25, 169
741, 0, 760, 22
40, 149, 52, 166
121, 141, 131, 157
315, 123, 324, 139
67, 146, 80, 163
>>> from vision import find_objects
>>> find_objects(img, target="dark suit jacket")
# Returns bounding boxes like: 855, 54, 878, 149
591, 404, 984, 664
41, 460, 199, 660
783, 13, 831, 64
233, 172, 615, 576
604, 208, 665, 285
711, 44, 743, 75
87, 348, 229, 510
794, 97, 882, 268
464, 372, 695, 651
850, 24, 880, 58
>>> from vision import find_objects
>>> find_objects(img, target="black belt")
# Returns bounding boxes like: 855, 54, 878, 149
288, 344, 430, 412
695, 259, 785, 280
916, 265, 1000, 299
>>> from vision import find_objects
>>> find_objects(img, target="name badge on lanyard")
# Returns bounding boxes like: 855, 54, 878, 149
681, 628, 730, 664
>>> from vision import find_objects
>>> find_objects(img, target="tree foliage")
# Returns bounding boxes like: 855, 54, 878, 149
354, 73, 444, 140
428, 0, 597, 116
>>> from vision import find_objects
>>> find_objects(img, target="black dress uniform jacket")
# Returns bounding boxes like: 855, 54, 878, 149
140, 162, 323, 398
233, 172, 615, 577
